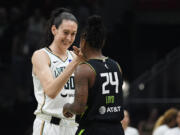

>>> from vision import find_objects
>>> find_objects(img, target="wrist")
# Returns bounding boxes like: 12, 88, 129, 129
72, 56, 82, 65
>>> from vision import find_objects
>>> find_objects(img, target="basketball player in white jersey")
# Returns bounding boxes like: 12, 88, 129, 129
31, 7, 84, 135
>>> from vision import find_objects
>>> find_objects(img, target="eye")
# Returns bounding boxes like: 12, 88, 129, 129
64, 31, 69, 35
71, 32, 76, 36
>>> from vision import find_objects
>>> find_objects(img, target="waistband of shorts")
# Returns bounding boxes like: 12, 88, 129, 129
36, 113, 78, 127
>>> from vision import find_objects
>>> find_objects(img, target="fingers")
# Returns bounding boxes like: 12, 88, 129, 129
63, 105, 73, 118
72, 46, 87, 62
63, 111, 73, 118
65, 112, 73, 118
72, 46, 80, 56
73, 46, 79, 52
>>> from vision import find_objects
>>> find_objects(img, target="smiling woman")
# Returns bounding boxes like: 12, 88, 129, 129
31, 7, 84, 135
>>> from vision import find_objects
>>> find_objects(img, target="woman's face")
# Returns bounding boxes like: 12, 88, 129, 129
52, 19, 78, 49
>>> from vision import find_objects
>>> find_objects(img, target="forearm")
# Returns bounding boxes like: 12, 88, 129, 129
65, 102, 86, 115
45, 59, 80, 98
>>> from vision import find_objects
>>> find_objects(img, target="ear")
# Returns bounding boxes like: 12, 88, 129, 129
80, 38, 86, 49
51, 25, 57, 36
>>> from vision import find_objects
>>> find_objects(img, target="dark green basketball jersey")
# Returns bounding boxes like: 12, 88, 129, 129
76, 57, 124, 125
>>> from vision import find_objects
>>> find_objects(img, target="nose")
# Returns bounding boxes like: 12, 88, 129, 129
67, 34, 72, 41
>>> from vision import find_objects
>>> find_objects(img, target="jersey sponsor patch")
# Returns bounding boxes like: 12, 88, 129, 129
99, 106, 106, 115
106, 106, 121, 113
98, 105, 122, 114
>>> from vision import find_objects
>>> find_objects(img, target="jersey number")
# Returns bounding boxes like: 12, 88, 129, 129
64, 76, 75, 89
100, 72, 119, 94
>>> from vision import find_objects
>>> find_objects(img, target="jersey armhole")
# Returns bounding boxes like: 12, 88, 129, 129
116, 62, 123, 75
43, 48, 51, 67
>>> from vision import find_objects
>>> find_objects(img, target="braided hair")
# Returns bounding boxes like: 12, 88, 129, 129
81, 15, 106, 49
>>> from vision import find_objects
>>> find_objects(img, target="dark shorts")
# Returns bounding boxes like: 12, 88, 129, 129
75, 122, 124, 135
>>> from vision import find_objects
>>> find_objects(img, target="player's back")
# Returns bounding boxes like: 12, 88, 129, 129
76, 57, 124, 125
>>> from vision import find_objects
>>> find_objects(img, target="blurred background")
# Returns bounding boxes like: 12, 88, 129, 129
0, 0, 180, 134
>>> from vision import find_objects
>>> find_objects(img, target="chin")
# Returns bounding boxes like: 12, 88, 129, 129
62, 43, 71, 47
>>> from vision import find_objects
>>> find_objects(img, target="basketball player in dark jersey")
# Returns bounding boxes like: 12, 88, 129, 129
63, 15, 125, 135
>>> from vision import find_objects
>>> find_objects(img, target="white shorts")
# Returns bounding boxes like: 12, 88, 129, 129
32, 117, 78, 135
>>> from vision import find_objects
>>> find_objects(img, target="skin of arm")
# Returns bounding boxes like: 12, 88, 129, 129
63, 63, 95, 116
31, 48, 82, 99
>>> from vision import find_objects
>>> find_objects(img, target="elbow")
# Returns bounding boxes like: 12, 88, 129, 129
48, 94, 56, 99
44, 89, 57, 99
76, 110, 83, 114
76, 106, 86, 114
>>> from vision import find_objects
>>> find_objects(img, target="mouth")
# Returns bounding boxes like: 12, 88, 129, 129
62, 40, 71, 46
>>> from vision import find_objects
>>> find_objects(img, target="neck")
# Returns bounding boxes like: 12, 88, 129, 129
85, 49, 103, 60
49, 43, 68, 61
49, 43, 67, 56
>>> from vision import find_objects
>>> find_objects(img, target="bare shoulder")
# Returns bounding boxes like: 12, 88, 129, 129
75, 63, 96, 88
31, 49, 49, 64
31, 49, 50, 75
75, 63, 95, 83
76, 63, 94, 77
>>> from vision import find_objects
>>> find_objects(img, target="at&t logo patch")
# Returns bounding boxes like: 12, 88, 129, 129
99, 106, 106, 115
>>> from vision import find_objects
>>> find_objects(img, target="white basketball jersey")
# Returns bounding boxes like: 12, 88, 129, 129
33, 47, 76, 120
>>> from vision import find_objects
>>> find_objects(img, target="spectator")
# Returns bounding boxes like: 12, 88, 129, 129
138, 108, 159, 135
122, 109, 140, 135
164, 109, 180, 135
153, 108, 178, 135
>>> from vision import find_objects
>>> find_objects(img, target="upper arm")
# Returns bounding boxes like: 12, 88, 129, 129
74, 64, 95, 110
31, 50, 54, 90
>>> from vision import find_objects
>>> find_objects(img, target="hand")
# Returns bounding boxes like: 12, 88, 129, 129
73, 46, 82, 57
63, 103, 73, 118
72, 46, 87, 62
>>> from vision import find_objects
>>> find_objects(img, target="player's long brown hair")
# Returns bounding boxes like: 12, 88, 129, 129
153, 108, 178, 131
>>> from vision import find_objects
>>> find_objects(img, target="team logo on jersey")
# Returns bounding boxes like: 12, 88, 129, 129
99, 106, 106, 115
54, 67, 65, 78
53, 60, 58, 63
104, 64, 108, 69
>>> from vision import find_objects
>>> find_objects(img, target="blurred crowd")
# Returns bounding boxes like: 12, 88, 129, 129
122, 107, 180, 135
